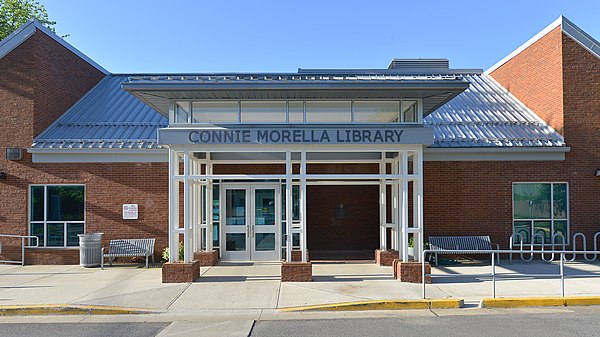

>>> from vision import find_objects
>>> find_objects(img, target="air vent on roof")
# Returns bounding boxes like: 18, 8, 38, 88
388, 58, 449, 70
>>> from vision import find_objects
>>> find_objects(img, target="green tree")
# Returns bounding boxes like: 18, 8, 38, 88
0, 0, 55, 41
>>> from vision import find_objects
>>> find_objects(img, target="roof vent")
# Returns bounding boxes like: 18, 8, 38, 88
388, 58, 449, 70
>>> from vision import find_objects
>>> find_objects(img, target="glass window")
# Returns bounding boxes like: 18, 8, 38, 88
288, 101, 304, 123
175, 101, 190, 123
512, 183, 568, 245
47, 186, 85, 221
29, 185, 84, 247
402, 100, 418, 122
305, 101, 351, 123
30, 186, 44, 221
192, 101, 238, 123
241, 101, 286, 123
353, 101, 400, 123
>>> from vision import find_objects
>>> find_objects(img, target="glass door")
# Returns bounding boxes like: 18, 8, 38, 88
222, 187, 250, 261
251, 186, 280, 261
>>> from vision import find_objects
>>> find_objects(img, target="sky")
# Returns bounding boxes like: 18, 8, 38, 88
41, 0, 600, 74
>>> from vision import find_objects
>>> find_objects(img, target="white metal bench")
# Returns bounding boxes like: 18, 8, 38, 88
101, 238, 155, 269
428, 236, 500, 266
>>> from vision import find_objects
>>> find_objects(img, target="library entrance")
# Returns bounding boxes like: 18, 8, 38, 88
221, 184, 281, 261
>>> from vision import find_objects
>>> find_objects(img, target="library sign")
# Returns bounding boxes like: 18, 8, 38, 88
158, 126, 433, 145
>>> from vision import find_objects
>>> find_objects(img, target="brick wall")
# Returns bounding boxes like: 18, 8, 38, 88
490, 26, 564, 134
0, 29, 168, 264
32, 32, 105, 137
428, 29, 600, 249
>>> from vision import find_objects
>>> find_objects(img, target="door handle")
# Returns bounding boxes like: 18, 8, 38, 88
252, 225, 255, 238
247, 225, 250, 238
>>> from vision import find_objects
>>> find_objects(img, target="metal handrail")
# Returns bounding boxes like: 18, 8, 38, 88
0, 234, 39, 266
421, 249, 600, 299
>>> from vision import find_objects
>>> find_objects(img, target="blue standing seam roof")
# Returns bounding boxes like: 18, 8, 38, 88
31, 73, 565, 150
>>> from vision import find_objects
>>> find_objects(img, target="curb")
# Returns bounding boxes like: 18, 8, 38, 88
482, 296, 600, 308
281, 299, 464, 312
0, 304, 156, 316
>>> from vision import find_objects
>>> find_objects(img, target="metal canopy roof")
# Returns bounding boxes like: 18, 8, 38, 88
121, 73, 470, 117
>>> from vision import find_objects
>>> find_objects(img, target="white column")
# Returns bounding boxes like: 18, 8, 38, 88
183, 151, 192, 263
391, 156, 399, 251
416, 148, 425, 262
285, 151, 293, 262
168, 149, 179, 263
379, 154, 387, 251
206, 152, 213, 252
300, 151, 307, 263
401, 151, 409, 262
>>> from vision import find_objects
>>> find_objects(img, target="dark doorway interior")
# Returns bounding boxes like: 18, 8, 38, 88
307, 185, 379, 260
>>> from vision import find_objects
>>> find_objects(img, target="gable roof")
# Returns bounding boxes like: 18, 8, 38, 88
0, 19, 108, 74
31, 72, 564, 150
486, 16, 600, 74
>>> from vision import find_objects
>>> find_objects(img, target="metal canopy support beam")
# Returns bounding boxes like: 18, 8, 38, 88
300, 151, 307, 263
285, 151, 293, 262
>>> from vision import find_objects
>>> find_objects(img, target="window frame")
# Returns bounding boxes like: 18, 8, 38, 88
169, 99, 423, 125
28, 184, 86, 248
511, 182, 569, 246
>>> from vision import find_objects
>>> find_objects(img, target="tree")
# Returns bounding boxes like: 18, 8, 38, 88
0, 0, 55, 41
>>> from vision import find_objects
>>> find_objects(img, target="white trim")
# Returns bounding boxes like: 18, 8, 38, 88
0, 19, 108, 74
31, 150, 167, 163
486, 16, 600, 75
424, 147, 569, 161
561, 16, 600, 60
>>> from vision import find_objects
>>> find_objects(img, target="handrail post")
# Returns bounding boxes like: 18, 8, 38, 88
21, 237, 25, 266
422, 250, 426, 299
492, 251, 496, 298
560, 252, 565, 297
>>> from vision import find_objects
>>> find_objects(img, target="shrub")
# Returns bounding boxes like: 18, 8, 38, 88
162, 244, 184, 262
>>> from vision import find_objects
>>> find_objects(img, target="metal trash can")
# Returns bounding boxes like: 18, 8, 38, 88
78, 233, 103, 267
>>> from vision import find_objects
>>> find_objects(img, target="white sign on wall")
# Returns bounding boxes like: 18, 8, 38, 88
123, 204, 139, 220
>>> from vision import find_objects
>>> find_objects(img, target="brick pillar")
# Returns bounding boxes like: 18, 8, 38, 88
193, 250, 219, 267
162, 260, 201, 283
393, 259, 431, 284
281, 262, 312, 282
375, 249, 398, 266
291, 250, 309, 262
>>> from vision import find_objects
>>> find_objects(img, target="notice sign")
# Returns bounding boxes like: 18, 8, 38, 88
123, 204, 139, 220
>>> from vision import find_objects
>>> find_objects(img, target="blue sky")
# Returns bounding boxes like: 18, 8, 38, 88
43, 0, 600, 74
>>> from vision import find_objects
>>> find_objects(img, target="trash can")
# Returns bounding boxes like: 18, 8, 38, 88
78, 233, 103, 267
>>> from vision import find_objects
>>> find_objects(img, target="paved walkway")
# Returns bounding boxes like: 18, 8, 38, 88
0, 260, 599, 312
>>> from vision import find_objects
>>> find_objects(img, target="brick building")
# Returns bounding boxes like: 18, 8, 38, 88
0, 17, 598, 279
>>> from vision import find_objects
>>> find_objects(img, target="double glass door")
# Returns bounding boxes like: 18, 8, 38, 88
221, 185, 280, 261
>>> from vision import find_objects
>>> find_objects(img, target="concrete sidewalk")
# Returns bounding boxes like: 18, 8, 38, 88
0, 260, 599, 313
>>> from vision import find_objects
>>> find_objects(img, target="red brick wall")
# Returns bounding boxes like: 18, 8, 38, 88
560, 33, 600, 237
32, 32, 105, 137
427, 30, 600, 249
490, 26, 564, 134
0, 29, 166, 263
0, 159, 170, 263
